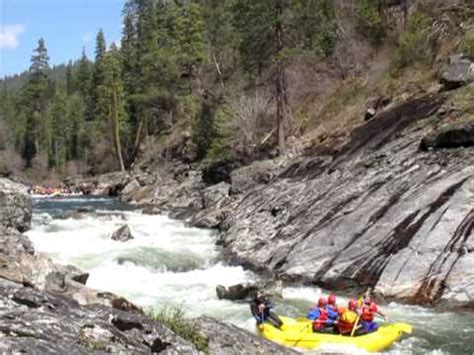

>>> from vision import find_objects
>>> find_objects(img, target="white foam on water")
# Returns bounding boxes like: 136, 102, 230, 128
27, 207, 255, 326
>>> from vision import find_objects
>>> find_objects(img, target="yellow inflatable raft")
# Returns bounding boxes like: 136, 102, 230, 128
258, 316, 412, 352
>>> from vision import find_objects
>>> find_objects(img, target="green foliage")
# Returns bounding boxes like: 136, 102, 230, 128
395, 12, 432, 69
147, 307, 208, 354
48, 93, 68, 168
19, 38, 52, 167
291, 0, 337, 56
206, 109, 233, 161
231, 0, 275, 76
95, 29, 107, 62
356, 0, 386, 46
191, 95, 219, 160
76, 49, 92, 100
465, 32, 474, 60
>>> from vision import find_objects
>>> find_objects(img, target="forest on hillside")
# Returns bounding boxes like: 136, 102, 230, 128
1, 0, 473, 179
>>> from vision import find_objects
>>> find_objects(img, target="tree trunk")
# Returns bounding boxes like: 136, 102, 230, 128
275, 0, 286, 155
112, 86, 125, 172
132, 110, 146, 163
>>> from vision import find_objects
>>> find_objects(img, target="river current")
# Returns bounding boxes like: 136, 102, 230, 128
26, 196, 473, 354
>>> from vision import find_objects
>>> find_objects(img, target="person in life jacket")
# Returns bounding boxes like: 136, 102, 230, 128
327, 294, 341, 319
360, 296, 388, 333
337, 299, 361, 335
307, 297, 337, 332
250, 292, 283, 329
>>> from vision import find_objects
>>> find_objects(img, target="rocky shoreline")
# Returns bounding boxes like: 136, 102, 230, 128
93, 86, 474, 311
0, 178, 296, 354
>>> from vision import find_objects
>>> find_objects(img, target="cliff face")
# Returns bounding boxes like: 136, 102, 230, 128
217, 92, 474, 309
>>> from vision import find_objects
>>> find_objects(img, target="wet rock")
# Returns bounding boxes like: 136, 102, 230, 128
195, 316, 298, 355
67, 172, 131, 196
110, 224, 134, 242
120, 179, 141, 202
440, 55, 474, 90
216, 284, 259, 301
216, 281, 283, 301
202, 160, 240, 185
202, 182, 230, 207
0, 178, 32, 233
62, 264, 89, 285
420, 122, 474, 150
230, 160, 279, 195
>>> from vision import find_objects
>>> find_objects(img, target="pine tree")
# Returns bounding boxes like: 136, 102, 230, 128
121, 2, 139, 161
20, 37, 50, 167
48, 93, 68, 168
96, 47, 128, 171
95, 29, 106, 62
66, 60, 74, 96
67, 94, 85, 161
76, 48, 92, 99
93, 29, 108, 123
232, 0, 290, 154
174, 2, 206, 93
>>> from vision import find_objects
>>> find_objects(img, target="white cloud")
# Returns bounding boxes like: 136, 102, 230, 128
0, 24, 25, 49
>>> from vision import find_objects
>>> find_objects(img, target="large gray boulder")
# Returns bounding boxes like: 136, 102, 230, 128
441, 56, 474, 90
111, 224, 134, 242
0, 178, 32, 233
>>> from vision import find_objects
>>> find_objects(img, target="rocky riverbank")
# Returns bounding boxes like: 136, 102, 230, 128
0, 178, 296, 354
110, 83, 474, 311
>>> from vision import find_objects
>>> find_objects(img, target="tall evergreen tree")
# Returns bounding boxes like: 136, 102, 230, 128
20, 37, 50, 167
66, 60, 74, 96
96, 46, 128, 171
93, 29, 108, 122
95, 29, 107, 62
173, 2, 206, 93
76, 48, 92, 99
67, 94, 86, 161
232, 0, 290, 153
48, 93, 68, 168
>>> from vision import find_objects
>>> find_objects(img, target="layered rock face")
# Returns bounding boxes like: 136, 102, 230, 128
0, 278, 198, 354
217, 93, 474, 309
0, 178, 31, 234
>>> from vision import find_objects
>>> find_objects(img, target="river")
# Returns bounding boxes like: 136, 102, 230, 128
26, 196, 474, 354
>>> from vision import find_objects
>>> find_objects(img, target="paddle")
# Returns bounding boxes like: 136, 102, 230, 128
350, 314, 360, 337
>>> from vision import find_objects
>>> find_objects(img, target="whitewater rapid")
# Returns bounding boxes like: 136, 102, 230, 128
26, 196, 473, 354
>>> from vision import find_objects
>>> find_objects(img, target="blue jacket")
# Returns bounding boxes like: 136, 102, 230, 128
307, 306, 338, 326
326, 305, 339, 320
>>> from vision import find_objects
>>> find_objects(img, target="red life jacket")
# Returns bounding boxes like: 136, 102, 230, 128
312, 307, 328, 330
361, 302, 378, 322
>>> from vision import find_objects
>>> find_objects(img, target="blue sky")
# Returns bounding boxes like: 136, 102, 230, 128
0, 0, 125, 77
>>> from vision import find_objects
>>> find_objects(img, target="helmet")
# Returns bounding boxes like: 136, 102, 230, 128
348, 299, 358, 311
328, 294, 336, 305
318, 297, 328, 307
